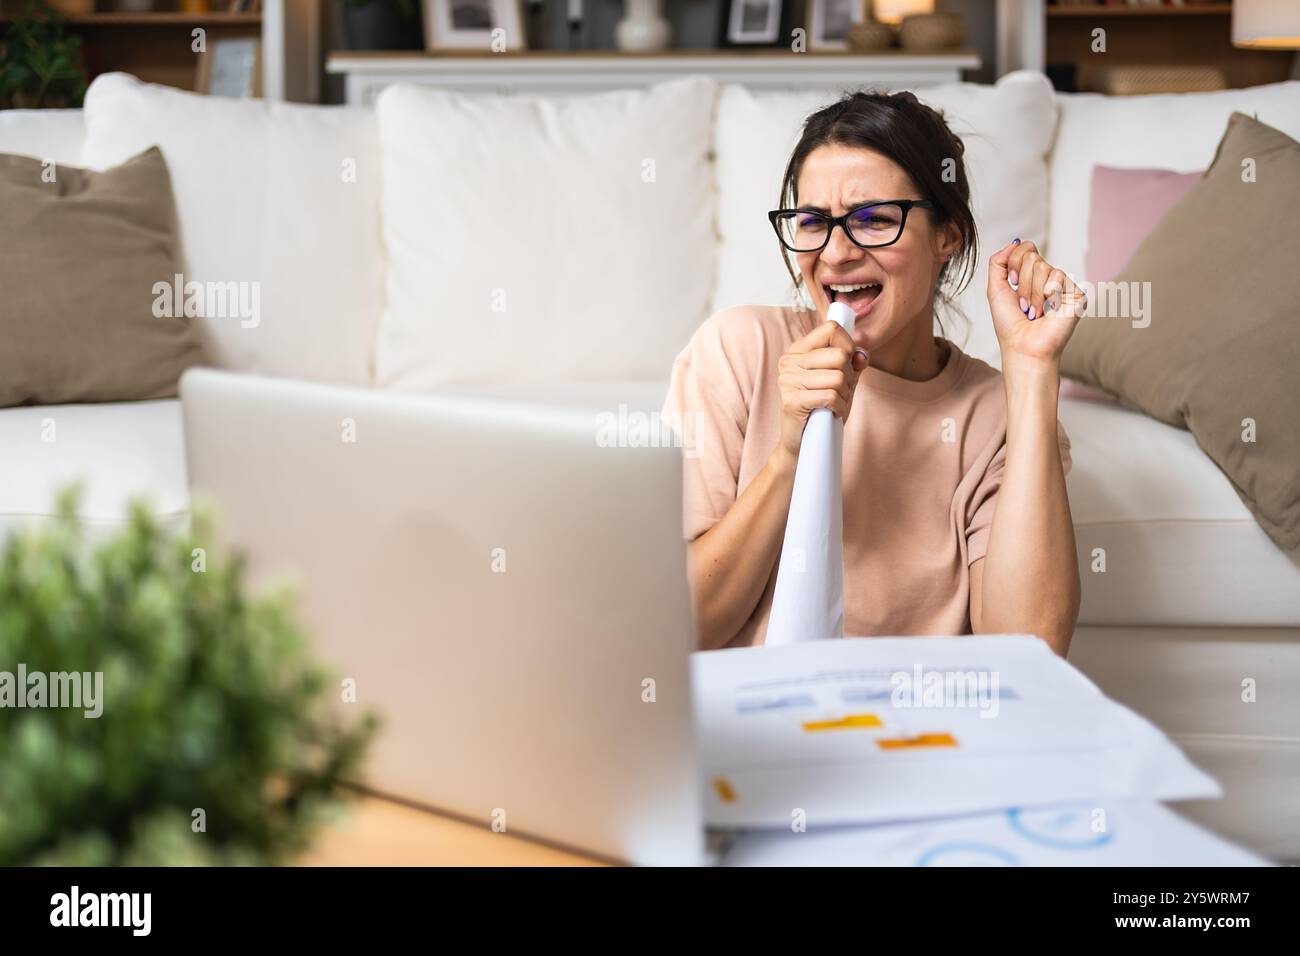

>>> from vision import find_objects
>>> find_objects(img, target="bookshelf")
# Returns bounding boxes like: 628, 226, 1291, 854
1044, 1, 1294, 91
0, 0, 320, 100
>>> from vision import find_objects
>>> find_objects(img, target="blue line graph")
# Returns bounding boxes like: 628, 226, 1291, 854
1007, 805, 1115, 851
916, 842, 1021, 866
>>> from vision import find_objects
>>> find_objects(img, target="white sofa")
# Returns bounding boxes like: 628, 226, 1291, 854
2, 71, 1298, 860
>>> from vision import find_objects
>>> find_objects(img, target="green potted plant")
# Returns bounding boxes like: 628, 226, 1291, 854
0, 0, 88, 109
0, 488, 377, 866
340, 0, 424, 51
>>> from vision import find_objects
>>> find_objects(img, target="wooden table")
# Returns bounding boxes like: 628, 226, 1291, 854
299, 795, 607, 867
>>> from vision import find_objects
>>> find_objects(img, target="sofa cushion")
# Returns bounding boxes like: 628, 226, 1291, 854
0, 401, 188, 540
1049, 80, 1300, 284
1083, 164, 1201, 283
1063, 112, 1300, 553
0, 108, 84, 165
710, 70, 1057, 370
78, 74, 383, 386
1062, 398, 1300, 628
7, 386, 1287, 628
0, 147, 209, 407
372, 76, 718, 388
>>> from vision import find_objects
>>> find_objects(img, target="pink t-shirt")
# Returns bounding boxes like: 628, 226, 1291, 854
661, 304, 1072, 646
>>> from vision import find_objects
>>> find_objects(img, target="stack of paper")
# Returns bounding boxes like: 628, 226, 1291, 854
721, 799, 1266, 867
692, 636, 1267, 865
764, 300, 855, 646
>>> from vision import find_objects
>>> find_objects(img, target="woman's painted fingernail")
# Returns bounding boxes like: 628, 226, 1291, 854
1027, 305, 1037, 320
854, 348, 868, 362
1011, 237, 1021, 245
1009, 269, 1018, 287
1018, 296, 1028, 312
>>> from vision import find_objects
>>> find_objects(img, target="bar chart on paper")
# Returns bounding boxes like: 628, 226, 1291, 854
692, 636, 1220, 829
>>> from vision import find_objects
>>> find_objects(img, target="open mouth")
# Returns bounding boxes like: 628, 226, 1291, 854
826, 281, 883, 314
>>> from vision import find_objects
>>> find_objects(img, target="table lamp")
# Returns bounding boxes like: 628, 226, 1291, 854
1233, 0, 1300, 49
872, 0, 933, 26
1234, 0, 1300, 80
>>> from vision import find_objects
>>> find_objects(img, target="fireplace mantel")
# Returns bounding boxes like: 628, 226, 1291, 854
326, 49, 983, 106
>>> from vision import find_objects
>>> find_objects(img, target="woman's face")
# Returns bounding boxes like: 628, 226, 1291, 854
794, 144, 958, 352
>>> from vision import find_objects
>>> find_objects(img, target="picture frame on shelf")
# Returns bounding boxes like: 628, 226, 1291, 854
196, 36, 262, 98
423, 0, 527, 52
724, 0, 783, 46
807, 0, 867, 51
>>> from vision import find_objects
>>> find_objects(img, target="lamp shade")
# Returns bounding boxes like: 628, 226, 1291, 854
1233, 0, 1300, 50
873, 0, 934, 27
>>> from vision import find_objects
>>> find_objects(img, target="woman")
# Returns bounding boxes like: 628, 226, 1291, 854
664, 89, 1086, 655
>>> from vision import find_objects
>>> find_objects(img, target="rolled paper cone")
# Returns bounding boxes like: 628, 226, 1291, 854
765, 300, 855, 646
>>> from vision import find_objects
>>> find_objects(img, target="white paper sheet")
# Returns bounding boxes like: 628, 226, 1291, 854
721, 799, 1268, 866
692, 635, 1221, 828
765, 300, 855, 646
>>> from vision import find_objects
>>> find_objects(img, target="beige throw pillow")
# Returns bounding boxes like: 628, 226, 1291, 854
1061, 112, 1300, 551
0, 146, 208, 407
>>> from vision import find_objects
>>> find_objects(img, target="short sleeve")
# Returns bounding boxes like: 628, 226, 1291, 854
661, 356, 748, 542
965, 419, 1072, 565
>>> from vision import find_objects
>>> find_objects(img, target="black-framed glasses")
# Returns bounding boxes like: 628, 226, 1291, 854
768, 199, 936, 253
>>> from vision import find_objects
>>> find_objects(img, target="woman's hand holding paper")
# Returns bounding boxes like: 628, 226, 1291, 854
774, 319, 869, 463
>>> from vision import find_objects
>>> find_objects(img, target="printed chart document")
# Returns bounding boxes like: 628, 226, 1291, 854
764, 300, 855, 646
693, 635, 1220, 828
721, 799, 1267, 866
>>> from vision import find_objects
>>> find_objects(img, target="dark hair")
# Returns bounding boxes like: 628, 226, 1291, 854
776, 88, 978, 336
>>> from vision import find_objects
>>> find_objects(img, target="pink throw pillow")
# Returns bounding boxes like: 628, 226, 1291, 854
1084, 165, 1203, 283
1060, 378, 1117, 405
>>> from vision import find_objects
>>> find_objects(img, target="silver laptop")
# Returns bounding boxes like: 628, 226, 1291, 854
180, 368, 705, 866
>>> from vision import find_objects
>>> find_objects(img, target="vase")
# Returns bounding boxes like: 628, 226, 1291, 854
615, 0, 671, 53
